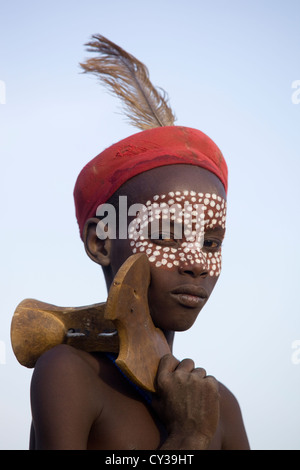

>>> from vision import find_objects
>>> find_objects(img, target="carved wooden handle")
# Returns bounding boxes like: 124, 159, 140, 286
11, 299, 119, 368
105, 253, 170, 392
11, 254, 170, 392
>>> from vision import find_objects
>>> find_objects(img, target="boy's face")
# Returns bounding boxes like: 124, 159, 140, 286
107, 164, 227, 334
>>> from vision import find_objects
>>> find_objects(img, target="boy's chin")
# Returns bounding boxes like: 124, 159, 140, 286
152, 308, 202, 333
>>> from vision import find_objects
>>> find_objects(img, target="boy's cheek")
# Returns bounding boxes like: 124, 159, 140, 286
110, 239, 136, 272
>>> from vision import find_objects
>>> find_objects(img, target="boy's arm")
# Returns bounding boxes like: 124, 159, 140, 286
30, 345, 100, 450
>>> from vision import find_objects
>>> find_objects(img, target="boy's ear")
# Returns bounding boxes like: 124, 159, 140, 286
83, 218, 111, 267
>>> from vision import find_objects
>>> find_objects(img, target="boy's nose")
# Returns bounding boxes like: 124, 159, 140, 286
178, 258, 209, 278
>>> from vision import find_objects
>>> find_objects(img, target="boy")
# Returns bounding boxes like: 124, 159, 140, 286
29, 37, 250, 450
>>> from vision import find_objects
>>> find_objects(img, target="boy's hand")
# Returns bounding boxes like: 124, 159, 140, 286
152, 354, 220, 449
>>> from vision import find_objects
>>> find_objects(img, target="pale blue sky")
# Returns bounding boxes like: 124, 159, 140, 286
1, 0, 300, 449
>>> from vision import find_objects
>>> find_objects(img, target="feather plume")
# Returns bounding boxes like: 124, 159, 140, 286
80, 35, 176, 130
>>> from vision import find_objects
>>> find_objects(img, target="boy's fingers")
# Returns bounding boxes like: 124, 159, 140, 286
156, 355, 210, 391
192, 367, 207, 378
158, 355, 204, 374
155, 354, 179, 387
156, 355, 201, 384
175, 358, 195, 372
158, 353, 180, 373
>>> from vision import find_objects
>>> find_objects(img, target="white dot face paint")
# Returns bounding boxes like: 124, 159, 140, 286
128, 190, 227, 277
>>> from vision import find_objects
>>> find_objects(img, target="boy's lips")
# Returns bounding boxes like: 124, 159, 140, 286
170, 285, 208, 308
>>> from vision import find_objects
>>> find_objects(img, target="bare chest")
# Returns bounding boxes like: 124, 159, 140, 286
88, 391, 165, 450
87, 390, 222, 450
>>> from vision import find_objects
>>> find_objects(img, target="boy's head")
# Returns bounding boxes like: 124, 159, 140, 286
74, 126, 228, 333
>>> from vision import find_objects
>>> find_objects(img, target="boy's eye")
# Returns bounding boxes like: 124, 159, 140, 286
150, 232, 178, 246
203, 238, 222, 250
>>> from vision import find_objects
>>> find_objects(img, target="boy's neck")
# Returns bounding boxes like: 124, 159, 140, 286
162, 330, 175, 351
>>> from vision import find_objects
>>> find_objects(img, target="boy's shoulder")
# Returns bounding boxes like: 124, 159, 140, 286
31, 344, 101, 391
217, 381, 250, 449
31, 344, 124, 402
30, 345, 104, 422
29, 345, 104, 448
30, 344, 150, 416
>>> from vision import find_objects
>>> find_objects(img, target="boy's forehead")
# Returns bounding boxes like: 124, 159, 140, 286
122, 164, 227, 204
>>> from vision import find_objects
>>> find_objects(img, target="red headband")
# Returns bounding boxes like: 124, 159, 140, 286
74, 126, 228, 238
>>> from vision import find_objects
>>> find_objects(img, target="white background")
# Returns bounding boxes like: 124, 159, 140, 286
0, 0, 299, 450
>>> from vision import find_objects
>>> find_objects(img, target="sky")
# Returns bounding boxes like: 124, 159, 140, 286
0, 0, 300, 450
